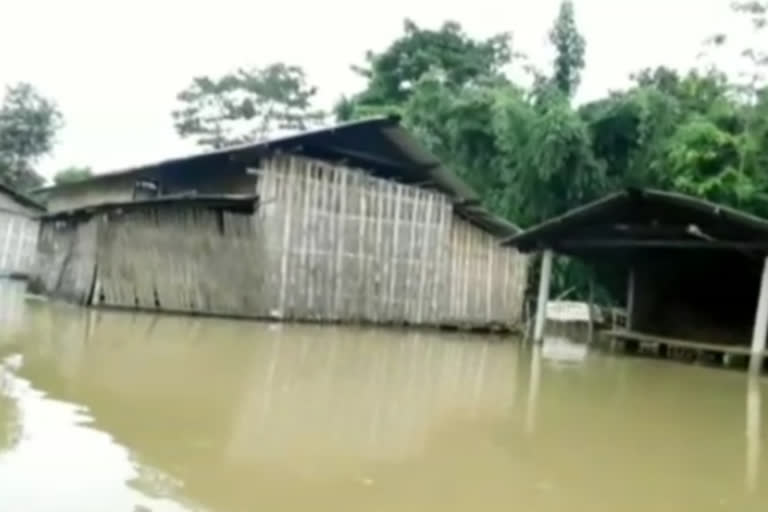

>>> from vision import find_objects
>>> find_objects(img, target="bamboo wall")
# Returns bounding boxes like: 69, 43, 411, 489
0, 203, 39, 277
35, 218, 98, 302
93, 207, 268, 316
33, 155, 528, 329
256, 156, 527, 327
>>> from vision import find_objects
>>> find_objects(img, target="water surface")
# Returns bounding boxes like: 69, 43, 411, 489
0, 280, 766, 511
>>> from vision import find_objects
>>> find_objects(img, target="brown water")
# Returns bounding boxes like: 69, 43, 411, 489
0, 280, 766, 512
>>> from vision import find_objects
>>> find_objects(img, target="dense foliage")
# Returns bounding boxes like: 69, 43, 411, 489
53, 166, 93, 185
0, 83, 62, 190
4, 0, 767, 302
172, 63, 325, 148
338, 1, 768, 301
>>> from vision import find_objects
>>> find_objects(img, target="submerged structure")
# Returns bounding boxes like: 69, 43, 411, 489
504, 188, 768, 366
32, 118, 528, 329
0, 183, 43, 278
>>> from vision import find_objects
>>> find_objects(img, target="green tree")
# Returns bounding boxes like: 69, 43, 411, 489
341, 10, 768, 303
549, 0, 586, 98
0, 83, 62, 190
53, 166, 93, 185
337, 20, 512, 120
173, 63, 325, 149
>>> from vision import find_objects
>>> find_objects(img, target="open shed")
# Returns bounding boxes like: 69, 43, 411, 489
503, 188, 768, 365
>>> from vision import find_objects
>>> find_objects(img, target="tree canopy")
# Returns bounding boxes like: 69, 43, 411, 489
337, 0, 768, 301
173, 63, 325, 149
0, 83, 62, 190
53, 166, 93, 185
549, 0, 586, 98
336, 19, 512, 120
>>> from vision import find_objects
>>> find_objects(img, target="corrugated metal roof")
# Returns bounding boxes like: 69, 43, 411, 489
35, 117, 519, 237
40, 194, 258, 220
0, 182, 46, 211
503, 188, 768, 253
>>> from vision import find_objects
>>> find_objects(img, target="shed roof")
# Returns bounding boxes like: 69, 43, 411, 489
503, 188, 768, 256
0, 182, 46, 212
40, 194, 258, 221
35, 117, 518, 237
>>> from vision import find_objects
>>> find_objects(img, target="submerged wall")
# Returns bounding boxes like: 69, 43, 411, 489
33, 156, 528, 329
0, 196, 39, 277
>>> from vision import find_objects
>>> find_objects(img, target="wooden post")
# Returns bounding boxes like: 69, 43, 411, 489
533, 249, 553, 343
626, 266, 636, 330
750, 255, 768, 372
587, 275, 595, 345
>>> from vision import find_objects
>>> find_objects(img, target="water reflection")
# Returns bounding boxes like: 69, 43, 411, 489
0, 281, 26, 457
0, 279, 28, 351
0, 302, 766, 512
0, 361, 21, 455
746, 377, 762, 493
5, 308, 519, 511
0, 354, 196, 512
525, 344, 541, 435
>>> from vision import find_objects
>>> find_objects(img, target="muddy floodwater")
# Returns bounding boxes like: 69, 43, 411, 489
0, 280, 766, 511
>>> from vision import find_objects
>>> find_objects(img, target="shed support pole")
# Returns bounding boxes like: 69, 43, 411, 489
749, 256, 768, 372
626, 266, 636, 330
587, 275, 595, 345
533, 249, 553, 343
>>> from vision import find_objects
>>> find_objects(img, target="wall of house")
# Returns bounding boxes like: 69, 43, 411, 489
33, 156, 528, 329
35, 204, 269, 314
253, 156, 527, 328
0, 191, 40, 277
33, 217, 98, 302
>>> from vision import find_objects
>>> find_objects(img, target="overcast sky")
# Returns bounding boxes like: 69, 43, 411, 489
0, 0, 745, 180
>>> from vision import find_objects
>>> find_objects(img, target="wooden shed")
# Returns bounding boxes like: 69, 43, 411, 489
503, 188, 768, 368
32, 118, 528, 329
0, 182, 43, 278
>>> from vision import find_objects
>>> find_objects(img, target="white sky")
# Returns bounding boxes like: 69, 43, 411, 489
0, 0, 747, 180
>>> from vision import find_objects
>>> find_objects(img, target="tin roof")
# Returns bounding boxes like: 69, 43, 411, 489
0, 182, 46, 211
503, 188, 768, 255
36, 117, 519, 237
40, 194, 258, 220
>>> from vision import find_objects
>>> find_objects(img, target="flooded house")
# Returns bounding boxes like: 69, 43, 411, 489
0, 183, 43, 278
31, 117, 528, 329
504, 188, 768, 368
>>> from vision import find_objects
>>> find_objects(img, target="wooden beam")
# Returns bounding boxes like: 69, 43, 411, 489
302, 144, 429, 173
557, 239, 768, 251
587, 275, 595, 345
626, 266, 635, 330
